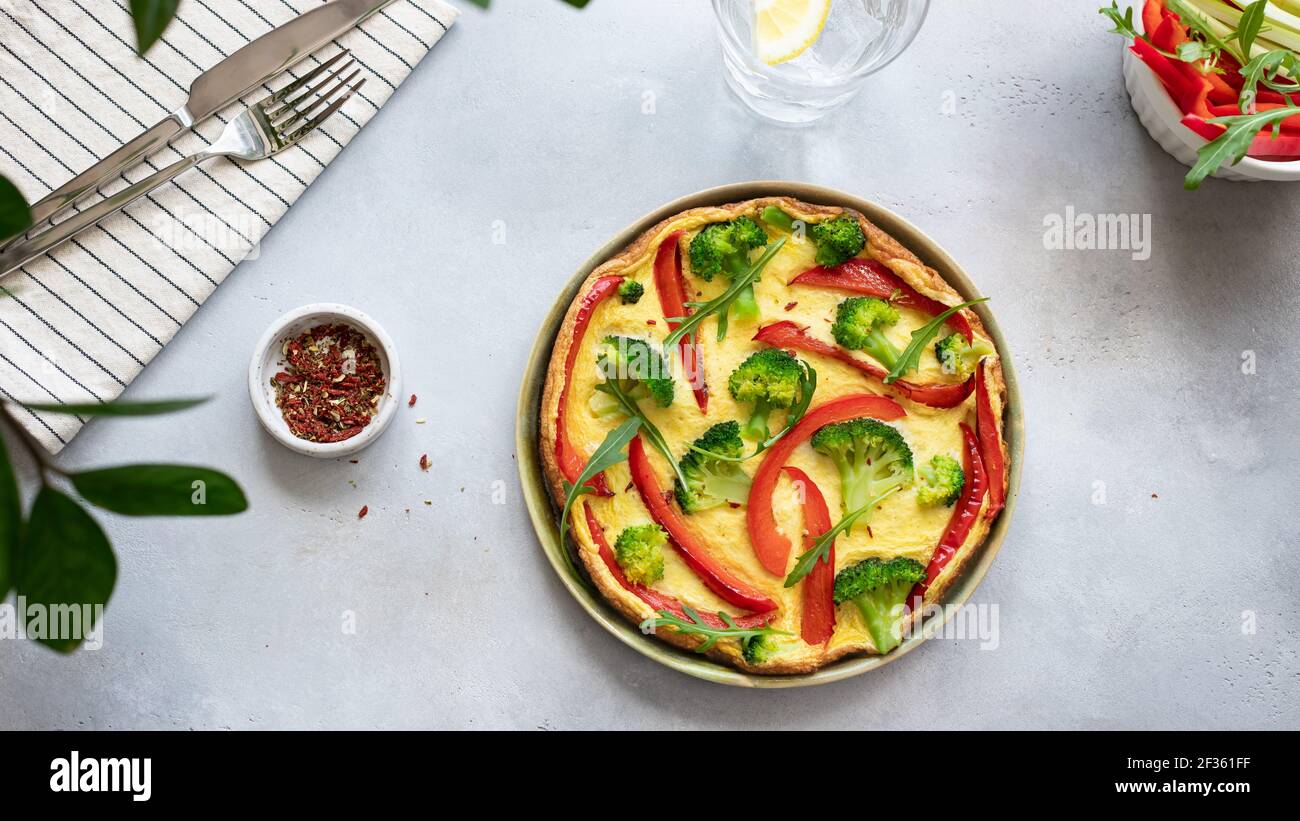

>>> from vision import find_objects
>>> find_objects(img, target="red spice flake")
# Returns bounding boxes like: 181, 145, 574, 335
866, 525, 874, 539
419, 453, 430, 471
624, 481, 634, 493
349, 459, 359, 464
358, 505, 369, 520
784, 302, 798, 311
272, 323, 386, 444
408, 394, 417, 407
728, 502, 741, 509
646, 319, 657, 326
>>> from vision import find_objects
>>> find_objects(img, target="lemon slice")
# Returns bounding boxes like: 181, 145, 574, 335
754, 0, 833, 65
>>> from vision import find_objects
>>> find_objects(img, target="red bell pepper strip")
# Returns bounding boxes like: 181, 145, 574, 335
911, 422, 986, 601
1181, 114, 1300, 159
975, 360, 1006, 521
583, 503, 773, 629
654, 231, 708, 412
1131, 39, 1196, 104
1210, 103, 1300, 133
780, 467, 835, 645
556, 275, 622, 496
1142, 0, 1164, 37
790, 258, 973, 341
628, 436, 778, 613
747, 393, 906, 576
754, 322, 975, 409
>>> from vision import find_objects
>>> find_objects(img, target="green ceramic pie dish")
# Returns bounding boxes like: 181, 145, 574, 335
516, 181, 1024, 688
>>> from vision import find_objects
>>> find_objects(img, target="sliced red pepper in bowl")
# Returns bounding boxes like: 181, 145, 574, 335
780, 466, 835, 645
754, 321, 975, 409
747, 393, 906, 576
790, 258, 973, 341
583, 503, 773, 629
1142, 0, 1164, 36
628, 435, 778, 613
654, 231, 708, 412
555, 275, 623, 497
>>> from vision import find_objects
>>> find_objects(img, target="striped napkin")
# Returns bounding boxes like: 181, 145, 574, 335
0, 0, 457, 452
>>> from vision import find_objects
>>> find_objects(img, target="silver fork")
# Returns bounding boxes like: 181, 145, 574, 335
0, 52, 366, 282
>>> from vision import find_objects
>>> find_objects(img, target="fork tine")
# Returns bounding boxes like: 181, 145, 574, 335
265, 51, 350, 106
283, 79, 367, 144
273, 67, 362, 131
266, 59, 357, 123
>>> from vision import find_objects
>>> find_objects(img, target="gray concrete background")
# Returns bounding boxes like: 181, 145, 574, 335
1, 0, 1297, 730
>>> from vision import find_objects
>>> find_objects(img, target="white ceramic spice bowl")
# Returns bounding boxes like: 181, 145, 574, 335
248, 303, 401, 458
1123, 11, 1300, 182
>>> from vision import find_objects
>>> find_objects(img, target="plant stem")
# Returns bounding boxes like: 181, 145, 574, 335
0, 401, 61, 482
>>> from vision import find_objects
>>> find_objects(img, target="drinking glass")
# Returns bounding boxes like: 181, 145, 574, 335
712, 0, 931, 124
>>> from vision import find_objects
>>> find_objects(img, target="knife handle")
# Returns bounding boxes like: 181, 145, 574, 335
0, 153, 204, 282
6, 115, 187, 246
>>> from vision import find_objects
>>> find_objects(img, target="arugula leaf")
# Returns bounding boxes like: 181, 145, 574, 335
1238, 49, 1299, 112
1187, 105, 1300, 189
129, 0, 181, 56
0, 174, 32, 242
1236, 0, 1268, 55
592, 378, 689, 491
663, 237, 787, 349
1099, 1, 1143, 40
557, 417, 641, 572
71, 465, 247, 516
883, 299, 990, 384
22, 397, 208, 416
639, 606, 789, 654
784, 486, 901, 589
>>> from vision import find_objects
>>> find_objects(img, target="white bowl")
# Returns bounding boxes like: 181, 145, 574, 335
248, 303, 402, 458
1123, 12, 1300, 182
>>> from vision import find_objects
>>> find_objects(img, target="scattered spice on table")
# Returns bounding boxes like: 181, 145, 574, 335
408, 393, 417, 407
358, 505, 369, 520
271, 323, 385, 443
419, 453, 430, 471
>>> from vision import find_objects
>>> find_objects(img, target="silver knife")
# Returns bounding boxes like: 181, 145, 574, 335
5, 0, 397, 245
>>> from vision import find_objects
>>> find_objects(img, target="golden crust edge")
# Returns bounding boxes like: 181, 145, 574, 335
537, 196, 1011, 676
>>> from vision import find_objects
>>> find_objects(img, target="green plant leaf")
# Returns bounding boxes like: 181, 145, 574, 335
663, 237, 787, 350
0, 429, 20, 599
556, 413, 642, 561
22, 397, 209, 416
883, 299, 990, 384
71, 465, 248, 516
1236, 0, 1268, 55
129, 0, 181, 55
15, 487, 116, 653
0, 174, 32, 242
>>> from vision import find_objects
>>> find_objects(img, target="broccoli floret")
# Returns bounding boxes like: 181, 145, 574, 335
688, 216, 769, 320
674, 421, 752, 513
809, 215, 866, 268
760, 205, 797, 232
811, 418, 914, 515
742, 633, 780, 665
833, 557, 926, 653
618, 279, 644, 305
727, 349, 805, 441
614, 524, 667, 585
831, 297, 903, 370
934, 332, 994, 378
590, 336, 675, 415
916, 454, 965, 507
